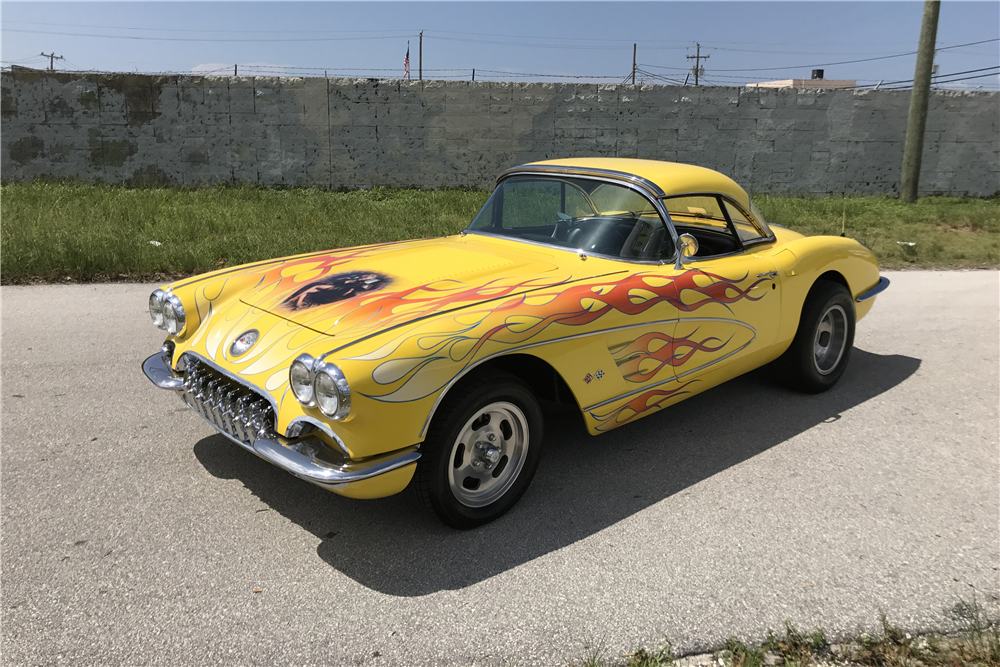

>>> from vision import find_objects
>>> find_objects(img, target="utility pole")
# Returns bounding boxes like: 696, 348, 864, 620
900, 0, 940, 203
632, 43, 636, 85
40, 52, 64, 71
419, 31, 423, 81
686, 43, 709, 86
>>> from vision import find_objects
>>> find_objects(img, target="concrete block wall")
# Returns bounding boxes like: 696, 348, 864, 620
2, 70, 998, 195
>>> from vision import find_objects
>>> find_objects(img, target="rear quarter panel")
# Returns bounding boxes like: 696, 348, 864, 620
768, 236, 882, 348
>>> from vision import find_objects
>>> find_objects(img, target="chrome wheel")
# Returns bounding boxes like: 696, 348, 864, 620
813, 304, 848, 375
447, 401, 529, 508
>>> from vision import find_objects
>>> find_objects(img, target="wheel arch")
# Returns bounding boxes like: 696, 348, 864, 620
420, 352, 578, 438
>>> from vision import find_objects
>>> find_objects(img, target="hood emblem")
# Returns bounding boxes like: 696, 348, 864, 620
230, 329, 259, 357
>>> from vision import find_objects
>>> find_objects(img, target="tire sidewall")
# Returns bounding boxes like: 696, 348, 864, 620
793, 282, 856, 392
421, 375, 544, 529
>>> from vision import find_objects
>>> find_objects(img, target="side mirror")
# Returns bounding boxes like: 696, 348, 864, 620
676, 234, 699, 258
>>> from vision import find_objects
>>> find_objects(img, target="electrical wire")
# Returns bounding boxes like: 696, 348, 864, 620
641, 38, 1000, 74
859, 66, 1000, 89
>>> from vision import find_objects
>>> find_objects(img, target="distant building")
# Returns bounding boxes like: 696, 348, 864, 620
747, 69, 855, 90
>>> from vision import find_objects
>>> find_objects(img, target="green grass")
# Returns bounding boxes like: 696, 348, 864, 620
754, 194, 1000, 270
1, 183, 996, 283
564, 602, 1000, 667
0, 183, 488, 283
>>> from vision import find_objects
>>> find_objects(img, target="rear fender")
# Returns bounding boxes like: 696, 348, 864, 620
770, 236, 881, 345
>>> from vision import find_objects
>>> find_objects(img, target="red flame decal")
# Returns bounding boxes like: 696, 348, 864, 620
612, 331, 729, 383
589, 381, 699, 431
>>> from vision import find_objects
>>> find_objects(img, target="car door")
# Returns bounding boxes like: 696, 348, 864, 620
660, 195, 781, 380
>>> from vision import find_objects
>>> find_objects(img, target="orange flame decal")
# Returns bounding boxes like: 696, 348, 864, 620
612, 331, 730, 383
589, 381, 699, 431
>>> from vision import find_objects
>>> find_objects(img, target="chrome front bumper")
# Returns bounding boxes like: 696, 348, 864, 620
142, 348, 420, 491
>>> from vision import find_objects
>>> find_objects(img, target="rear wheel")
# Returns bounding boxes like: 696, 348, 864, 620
779, 281, 856, 393
415, 373, 543, 529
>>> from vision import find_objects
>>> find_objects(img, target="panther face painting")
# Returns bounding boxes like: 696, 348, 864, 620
281, 271, 392, 311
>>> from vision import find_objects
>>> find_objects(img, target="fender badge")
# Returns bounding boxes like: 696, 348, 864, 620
230, 329, 259, 357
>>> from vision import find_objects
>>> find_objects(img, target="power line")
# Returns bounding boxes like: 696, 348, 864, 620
641, 38, 999, 74
859, 65, 1000, 88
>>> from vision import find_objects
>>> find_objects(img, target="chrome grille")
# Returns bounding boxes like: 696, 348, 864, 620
180, 355, 275, 446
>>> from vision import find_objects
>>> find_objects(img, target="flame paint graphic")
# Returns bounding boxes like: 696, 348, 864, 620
357, 269, 767, 403
611, 330, 730, 383
589, 381, 700, 431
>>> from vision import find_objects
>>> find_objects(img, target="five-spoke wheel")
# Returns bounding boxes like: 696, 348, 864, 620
415, 373, 543, 529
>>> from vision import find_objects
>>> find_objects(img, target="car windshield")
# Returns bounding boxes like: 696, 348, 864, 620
466, 176, 670, 261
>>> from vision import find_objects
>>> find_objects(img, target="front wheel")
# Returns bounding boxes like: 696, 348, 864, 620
779, 281, 856, 393
415, 373, 543, 529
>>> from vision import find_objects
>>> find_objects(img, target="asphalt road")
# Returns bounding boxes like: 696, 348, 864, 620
1, 270, 997, 666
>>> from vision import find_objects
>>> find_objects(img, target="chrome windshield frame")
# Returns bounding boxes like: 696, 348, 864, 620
468, 166, 680, 266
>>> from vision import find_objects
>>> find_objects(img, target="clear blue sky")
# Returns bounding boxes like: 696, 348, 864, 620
2, 2, 998, 89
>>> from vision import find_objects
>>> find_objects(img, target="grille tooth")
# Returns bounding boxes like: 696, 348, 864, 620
177, 355, 275, 446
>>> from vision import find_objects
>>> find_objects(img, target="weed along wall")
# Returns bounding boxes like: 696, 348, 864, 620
1, 70, 997, 196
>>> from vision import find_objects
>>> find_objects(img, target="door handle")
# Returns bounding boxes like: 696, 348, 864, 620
756, 271, 779, 278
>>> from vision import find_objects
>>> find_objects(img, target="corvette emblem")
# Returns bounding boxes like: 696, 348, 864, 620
230, 329, 259, 357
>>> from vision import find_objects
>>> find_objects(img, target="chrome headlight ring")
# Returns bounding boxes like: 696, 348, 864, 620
290, 357, 351, 421
149, 289, 187, 335
289, 354, 317, 406
149, 289, 167, 329
162, 293, 187, 336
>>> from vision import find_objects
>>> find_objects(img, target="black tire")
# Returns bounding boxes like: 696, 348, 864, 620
415, 372, 543, 529
778, 280, 856, 393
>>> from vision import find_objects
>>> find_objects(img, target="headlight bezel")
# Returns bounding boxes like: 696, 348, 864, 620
162, 293, 187, 336
290, 357, 351, 421
149, 289, 166, 328
149, 289, 187, 336
289, 354, 316, 406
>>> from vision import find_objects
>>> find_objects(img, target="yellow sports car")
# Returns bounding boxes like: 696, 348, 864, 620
143, 158, 889, 528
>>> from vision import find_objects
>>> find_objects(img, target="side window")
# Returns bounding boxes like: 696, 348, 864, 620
722, 200, 767, 243
590, 184, 659, 218
662, 195, 741, 258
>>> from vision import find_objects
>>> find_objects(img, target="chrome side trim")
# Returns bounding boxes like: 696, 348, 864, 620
856, 276, 890, 302
584, 319, 758, 411
315, 271, 627, 360
252, 438, 420, 490
417, 316, 756, 437
141, 350, 185, 390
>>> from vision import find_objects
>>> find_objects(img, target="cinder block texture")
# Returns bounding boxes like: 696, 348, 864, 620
1, 71, 997, 195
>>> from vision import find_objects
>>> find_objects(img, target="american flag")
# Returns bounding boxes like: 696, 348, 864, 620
404, 42, 410, 79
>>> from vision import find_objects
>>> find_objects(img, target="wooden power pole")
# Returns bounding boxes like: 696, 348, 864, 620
632, 44, 636, 85
686, 43, 709, 86
40, 52, 64, 71
419, 31, 423, 81
900, 0, 941, 203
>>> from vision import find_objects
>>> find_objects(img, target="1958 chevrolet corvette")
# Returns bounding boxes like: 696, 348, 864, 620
143, 158, 889, 528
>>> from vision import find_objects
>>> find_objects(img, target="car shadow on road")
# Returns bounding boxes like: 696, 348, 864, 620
193, 348, 920, 597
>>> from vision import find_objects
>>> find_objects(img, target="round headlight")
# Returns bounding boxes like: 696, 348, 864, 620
149, 290, 166, 329
314, 371, 340, 417
163, 294, 186, 336
290, 359, 314, 405
162, 301, 177, 332
312, 362, 351, 420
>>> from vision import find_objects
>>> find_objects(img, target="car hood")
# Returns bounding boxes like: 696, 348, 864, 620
235, 235, 618, 346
